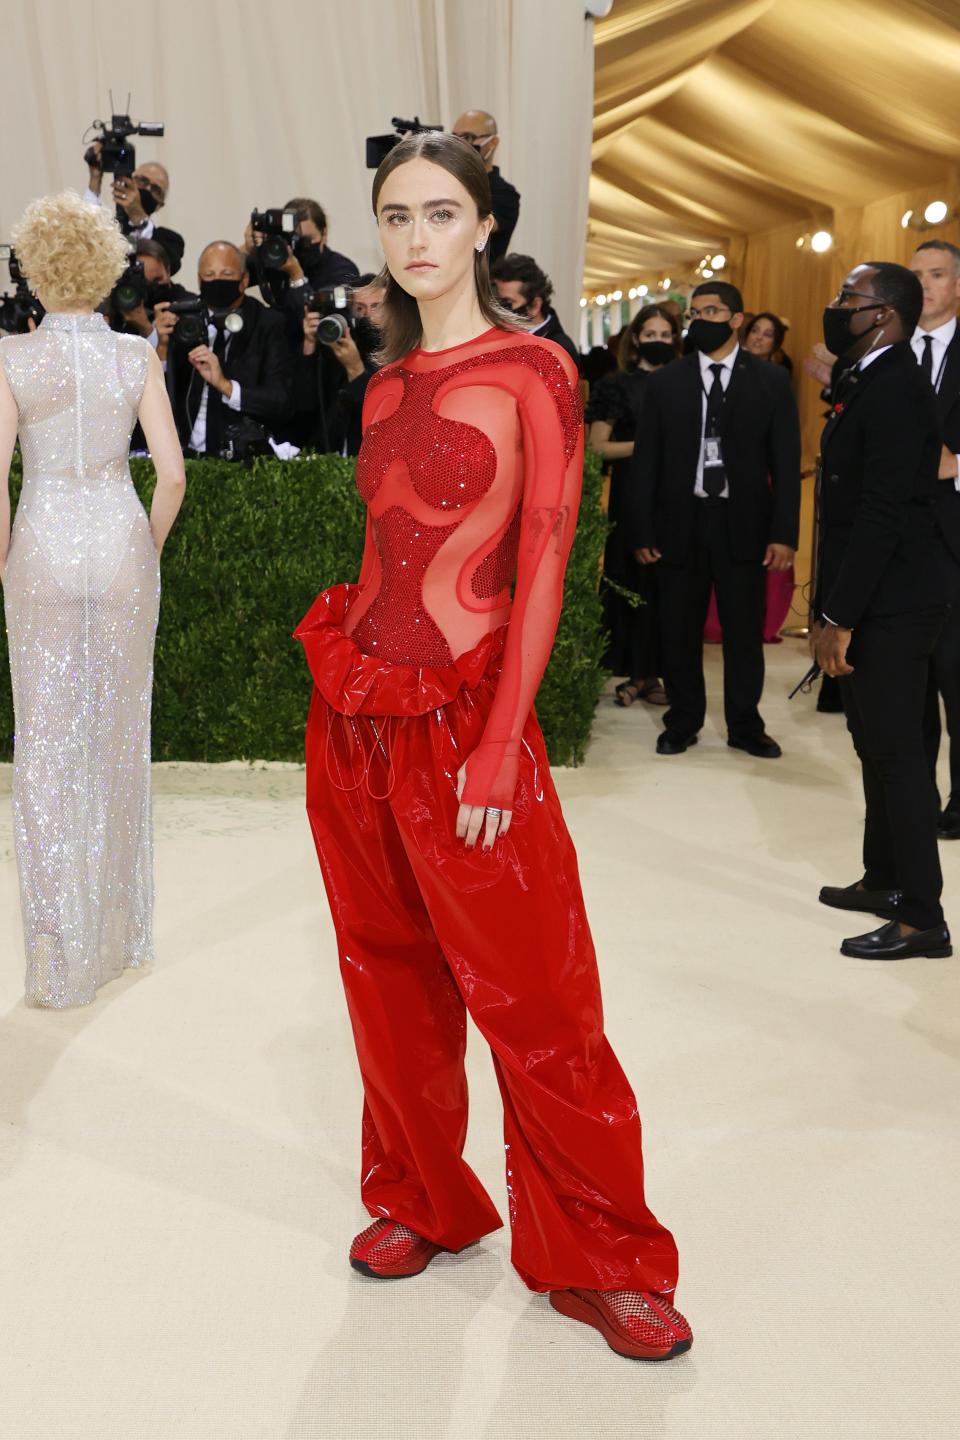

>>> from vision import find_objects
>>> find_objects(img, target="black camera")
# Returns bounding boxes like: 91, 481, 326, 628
84, 96, 164, 177
366, 116, 442, 170
0, 246, 44, 334
111, 258, 147, 315
249, 208, 298, 270
307, 287, 380, 363
168, 298, 207, 349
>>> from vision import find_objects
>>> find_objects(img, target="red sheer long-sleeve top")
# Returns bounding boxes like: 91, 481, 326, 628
343, 325, 584, 810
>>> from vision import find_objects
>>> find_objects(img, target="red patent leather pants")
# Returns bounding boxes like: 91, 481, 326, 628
298, 586, 680, 1294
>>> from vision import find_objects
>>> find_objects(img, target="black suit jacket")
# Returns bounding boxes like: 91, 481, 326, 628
627, 349, 801, 563
168, 294, 293, 447
929, 325, 960, 563
488, 167, 520, 262
536, 311, 579, 368
815, 342, 948, 628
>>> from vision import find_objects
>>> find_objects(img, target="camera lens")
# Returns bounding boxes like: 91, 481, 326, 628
318, 313, 349, 344
115, 283, 140, 311
262, 235, 289, 269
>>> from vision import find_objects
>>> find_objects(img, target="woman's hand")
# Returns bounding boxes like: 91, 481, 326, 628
456, 763, 512, 850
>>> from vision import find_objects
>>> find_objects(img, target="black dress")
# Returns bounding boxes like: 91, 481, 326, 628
587, 368, 659, 678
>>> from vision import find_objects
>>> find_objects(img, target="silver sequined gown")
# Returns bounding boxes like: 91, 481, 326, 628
0, 313, 160, 1007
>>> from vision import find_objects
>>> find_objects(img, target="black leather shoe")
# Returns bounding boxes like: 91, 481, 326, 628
819, 881, 903, 921
727, 733, 782, 759
938, 808, 960, 840
656, 731, 698, 755
840, 920, 952, 960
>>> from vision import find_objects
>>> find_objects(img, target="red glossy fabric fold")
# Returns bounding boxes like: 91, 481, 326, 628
294, 583, 507, 717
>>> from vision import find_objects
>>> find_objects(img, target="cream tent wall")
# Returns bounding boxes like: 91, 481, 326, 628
0, 0, 594, 335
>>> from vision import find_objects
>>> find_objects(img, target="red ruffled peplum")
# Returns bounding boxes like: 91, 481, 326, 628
294, 583, 507, 718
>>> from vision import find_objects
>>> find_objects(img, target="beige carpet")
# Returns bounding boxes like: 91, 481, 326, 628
0, 639, 956, 1440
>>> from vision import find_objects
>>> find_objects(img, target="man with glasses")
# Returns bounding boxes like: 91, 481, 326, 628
814, 262, 952, 960
629, 280, 800, 760
451, 110, 519, 262
84, 143, 186, 275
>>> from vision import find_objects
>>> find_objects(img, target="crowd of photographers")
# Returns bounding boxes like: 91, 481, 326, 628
0, 108, 584, 464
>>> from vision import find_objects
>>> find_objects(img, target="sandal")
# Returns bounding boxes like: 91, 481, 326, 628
614, 680, 642, 707
638, 680, 668, 706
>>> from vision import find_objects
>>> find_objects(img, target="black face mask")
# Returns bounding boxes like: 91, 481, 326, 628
822, 302, 883, 359
146, 280, 174, 308
138, 188, 161, 216
636, 340, 675, 368
200, 278, 243, 310
352, 315, 380, 363
686, 317, 733, 353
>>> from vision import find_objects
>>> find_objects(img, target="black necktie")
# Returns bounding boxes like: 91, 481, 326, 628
703, 363, 726, 497
920, 334, 934, 385
205, 327, 228, 457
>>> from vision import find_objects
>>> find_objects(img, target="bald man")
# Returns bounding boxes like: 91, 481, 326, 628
452, 109, 520, 261
159, 240, 293, 455
84, 144, 186, 274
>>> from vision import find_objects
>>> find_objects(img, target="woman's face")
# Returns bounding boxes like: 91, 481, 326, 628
745, 318, 777, 357
376, 157, 492, 302
638, 316, 674, 346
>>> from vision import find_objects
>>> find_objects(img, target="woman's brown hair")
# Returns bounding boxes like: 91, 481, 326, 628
618, 303, 682, 372
370, 131, 525, 365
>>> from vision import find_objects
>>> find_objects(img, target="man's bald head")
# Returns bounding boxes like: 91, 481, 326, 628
452, 110, 500, 170
139, 161, 170, 192
198, 241, 245, 279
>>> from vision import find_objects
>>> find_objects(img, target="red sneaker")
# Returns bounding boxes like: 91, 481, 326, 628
549, 1287, 693, 1360
349, 1219, 444, 1279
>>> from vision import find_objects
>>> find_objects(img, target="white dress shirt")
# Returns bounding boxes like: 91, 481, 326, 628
694, 344, 738, 499
188, 320, 242, 453
912, 317, 960, 491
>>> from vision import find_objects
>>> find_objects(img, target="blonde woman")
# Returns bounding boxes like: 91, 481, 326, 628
0, 191, 185, 1007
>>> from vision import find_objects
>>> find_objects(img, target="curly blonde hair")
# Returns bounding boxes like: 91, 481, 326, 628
12, 190, 130, 310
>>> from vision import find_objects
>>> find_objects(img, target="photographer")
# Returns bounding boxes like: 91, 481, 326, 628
84, 141, 186, 274
452, 110, 520, 261
158, 241, 292, 455
291, 276, 384, 454
115, 239, 196, 342
491, 253, 579, 365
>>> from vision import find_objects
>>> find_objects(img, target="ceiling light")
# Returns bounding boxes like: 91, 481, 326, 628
579, 296, 587, 307
796, 235, 806, 248
811, 230, 833, 253
662, 277, 671, 288
612, 289, 623, 301
638, 284, 648, 296
925, 200, 949, 225
702, 268, 714, 279
627, 287, 637, 300
900, 209, 914, 229
711, 254, 726, 270
596, 294, 607, 306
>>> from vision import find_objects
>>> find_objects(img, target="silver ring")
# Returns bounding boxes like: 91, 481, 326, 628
485, 807, 503, 818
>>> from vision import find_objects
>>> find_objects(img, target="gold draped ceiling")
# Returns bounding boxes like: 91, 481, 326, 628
590, 0, 960, 576
589, 0, 960, 292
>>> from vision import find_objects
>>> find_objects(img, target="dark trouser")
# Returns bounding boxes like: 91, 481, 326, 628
840, 610, 947, 931
657, 501, 766, 740
922, 555, 960, 810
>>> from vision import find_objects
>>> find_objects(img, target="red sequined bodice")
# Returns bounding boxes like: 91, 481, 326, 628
344, 326, 584, 809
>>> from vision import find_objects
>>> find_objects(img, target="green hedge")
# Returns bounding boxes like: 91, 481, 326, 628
0, 450, 606, 766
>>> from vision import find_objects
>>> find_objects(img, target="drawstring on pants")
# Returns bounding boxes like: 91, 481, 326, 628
325, 712, 399, 800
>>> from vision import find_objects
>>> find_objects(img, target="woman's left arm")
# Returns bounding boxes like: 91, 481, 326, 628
0, 349, 18, 581
456, 344, 584, 847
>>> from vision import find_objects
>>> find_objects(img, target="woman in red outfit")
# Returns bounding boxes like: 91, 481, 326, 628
295, 132, 693, 1362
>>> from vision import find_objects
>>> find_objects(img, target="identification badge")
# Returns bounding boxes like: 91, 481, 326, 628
704, 435, 724, 468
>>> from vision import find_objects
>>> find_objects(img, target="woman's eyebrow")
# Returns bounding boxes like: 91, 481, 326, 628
381, 199, 463, 212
